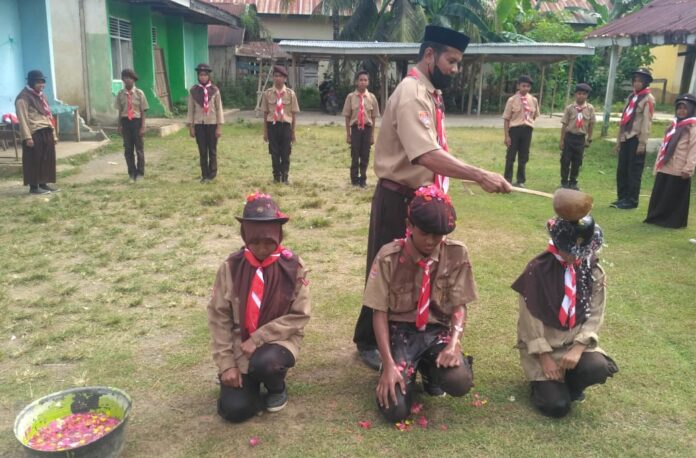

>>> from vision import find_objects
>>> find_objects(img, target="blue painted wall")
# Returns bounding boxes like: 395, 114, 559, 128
0, 0, 55, 115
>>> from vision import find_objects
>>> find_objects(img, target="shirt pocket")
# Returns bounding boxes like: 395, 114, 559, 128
390, 282, 415, 313
434, 271, 456, 307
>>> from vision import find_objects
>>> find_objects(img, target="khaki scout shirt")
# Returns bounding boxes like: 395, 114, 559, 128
342, 90, 380, 126
653, 124, 696, 177
373, 67, 442, 189
207, 254, 311, 374
503, 93, 540, 128
363, 238, 478, 326
516, 264, 607, 381
619, 92, 655, 146
114, 87, 149, 119
261, 85, 300, 124
561, 102, 596, 136
187, 89, 224, 125
15, 98, 57, 142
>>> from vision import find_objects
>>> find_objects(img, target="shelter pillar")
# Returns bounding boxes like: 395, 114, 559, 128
380, 56, 388, 114
476, 57, 484, 116
565, 58, 575, 105
602, 45, 620, 137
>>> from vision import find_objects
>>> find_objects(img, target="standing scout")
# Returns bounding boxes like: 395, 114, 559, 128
612, 67, 655, 210
207, 192, 311, 422
188, 63, 224, 182
115, 69, 148, 182
342, 70, 380, 187
559, 83, 595, 190
364, 186, 475, 422
352, 25, 510, 371
15, 70, 59, 194
261, 65, 300, 184
512, 208, 618, 418
503, 75, 540, 188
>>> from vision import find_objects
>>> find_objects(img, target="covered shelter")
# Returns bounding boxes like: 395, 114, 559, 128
279, 40, 595, 114
585, 0, 696, 135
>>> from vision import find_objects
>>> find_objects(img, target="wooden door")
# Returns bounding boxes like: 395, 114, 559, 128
154, 47, 172, 112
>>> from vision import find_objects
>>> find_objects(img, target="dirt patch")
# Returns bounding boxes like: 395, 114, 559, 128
66, 149, 166, 185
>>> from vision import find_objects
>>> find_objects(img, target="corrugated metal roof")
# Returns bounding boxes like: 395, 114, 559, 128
236, 41, 290, 58
205, 0, 348, 16
534, 0, 612, 25
586, 0, 696, 45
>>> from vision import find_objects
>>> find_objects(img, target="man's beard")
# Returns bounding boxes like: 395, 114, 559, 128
431, 65, 453, 91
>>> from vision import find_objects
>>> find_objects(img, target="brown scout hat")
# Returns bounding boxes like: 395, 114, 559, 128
236, 192, 289, 224
633, 67, 653, 84
273, 65, 289, 77
408, 185, 457, 235
195, 63, 213, 73
121, 68, 138, 81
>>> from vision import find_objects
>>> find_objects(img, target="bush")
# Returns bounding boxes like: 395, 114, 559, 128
219, 77, 260, 110
297, 87, 321, 110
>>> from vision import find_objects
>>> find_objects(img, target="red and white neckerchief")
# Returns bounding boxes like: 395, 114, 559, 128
126, 88, 135, 120
273, 87, 285, 124
547, 241, 580, 328
357, 91, 366, 130
415, 257, 435, 331
620, 87, 652, 126
27, 86, 55, 127
406, 68, 449, 193
655, 116, 696, 170
198, 81, 212, 114
243, 246, 283, 335
575, 105, 585, 129
519, 92, 531, 122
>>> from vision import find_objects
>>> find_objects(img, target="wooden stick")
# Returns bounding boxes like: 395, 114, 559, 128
462, 180, 554, 198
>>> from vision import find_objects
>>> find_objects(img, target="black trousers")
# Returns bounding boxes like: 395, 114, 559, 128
121, 118, 144, 178
353, 182, 413, 351
267, 122, 292, 181
560, 132, 586, 185
22, 127, 56, 186
217, 344, 295, 423
378, 323, 473, 422
350, 124, 373, 185
195, 124, 218, 179
505, 125, 533, 184
616, 136, 646, 205
530, 352, 618, 418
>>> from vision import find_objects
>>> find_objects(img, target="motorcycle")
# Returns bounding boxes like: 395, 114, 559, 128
319, 80, 339, 115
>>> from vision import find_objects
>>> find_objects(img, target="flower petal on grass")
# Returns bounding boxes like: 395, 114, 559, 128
249, 437, 261, 447
417, 416, 428, 429
410, 402, 423, 414
358, 420, 372, 429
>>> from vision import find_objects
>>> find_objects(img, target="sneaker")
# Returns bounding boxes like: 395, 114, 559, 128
265, 388, 288, 412
40, 184, 60, 192
609, 199, 623, 208
513, 182, 526, 188
359, 349, 381, 371
30, 187, 50, 195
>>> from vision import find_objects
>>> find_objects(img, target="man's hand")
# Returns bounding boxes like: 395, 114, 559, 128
636, 143, 647, 155
346, 133, 351, 145
376, 364, 406, 409
504, 135, 512, 148
26, 139, 34, 147
215, 126, 222, 139
220, 367, 242, 388
436, 342, 462, 368
477, 171, 512, 193
291, 131, 296, 144
189, 127, 195, 138
370, 135, 375, 146
263, 131, 268, 143
139, 127, 145, 137
240, 339, 256, 358
560, 140, 565, 151
559, 344, 586, 371
117, 125, 122, 136
613, 143, 620, 154
539, 353, 564, 381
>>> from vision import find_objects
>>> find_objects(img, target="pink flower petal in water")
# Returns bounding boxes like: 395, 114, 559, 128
249, 437, 261, 447
358, 420, 372, 429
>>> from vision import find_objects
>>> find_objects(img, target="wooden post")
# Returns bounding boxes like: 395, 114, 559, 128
690, 60, 696, 94
460, 64, 467, 113
467, 60, 476, 115
602, 45, 620, 137
380, 56, 388, 114
476, 57, 484, 116
290, 53, 298, 88
538, 64, 546, 112
565, 58, 575, 107
75, 109, 81, 142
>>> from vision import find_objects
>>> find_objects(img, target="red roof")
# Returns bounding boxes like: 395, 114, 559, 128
235, 41, 290, 59
533, 0, 613, 25
586, 0, 696, 43
204, 0, 347, 16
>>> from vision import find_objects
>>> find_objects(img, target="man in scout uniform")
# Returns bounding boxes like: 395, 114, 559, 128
512, 212, 618, 418
15, 70, 59, 195
352, 25, 510, 370
343, 70, 380, 187
115, 69, 149, 181
364, 185, 475, 422
503, 75, 540, 188
559, 83, 595, 190
612, 68, 655, 209
261, 65, 300, 184
188, 63, 224, 183
207, 192, 311, 422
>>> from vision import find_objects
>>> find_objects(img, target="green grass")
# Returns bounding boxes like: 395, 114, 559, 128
0, 122, 694, 457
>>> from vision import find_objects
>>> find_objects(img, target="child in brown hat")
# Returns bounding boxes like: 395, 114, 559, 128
207, 192, 311, 422
188, 63, 224, 182
114, 68, 149, 181
363, 185, 476, 422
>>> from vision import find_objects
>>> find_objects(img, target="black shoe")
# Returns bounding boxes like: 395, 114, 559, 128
40, 184, 60, 192
513, 182, 526, 188
609, 199, 623, 208
359, 349, 381, 371
29, 187, 50, 195
559, 182, 569, 189
615, 200, 637, 209
359, 180, 367, 188
422, 377, 446, 397
265, 387, 288, 412
570, 391, 586, 402
569, 183, 580, 191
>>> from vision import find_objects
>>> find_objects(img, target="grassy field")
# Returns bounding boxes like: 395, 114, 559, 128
1, 119, 694, 457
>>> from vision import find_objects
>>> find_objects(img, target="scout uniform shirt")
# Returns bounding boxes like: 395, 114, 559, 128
114, 86, 149, 119
261, 85, 300, 124
15, 93, 57, 142
503, 93, 540, 128
619, 92, 655, 146
187, 87, 224, 125
363, 237, 478, 325
207, 253, 311, 374
516, 264, 607, 381
653, 124, 696, 177
342, 89, 380, 126
373, 67, 443, 190
561, 102, 596, 136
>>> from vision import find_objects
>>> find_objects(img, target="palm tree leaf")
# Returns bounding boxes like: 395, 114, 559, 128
339, 0, 380, 40
374, 0, 427, 42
